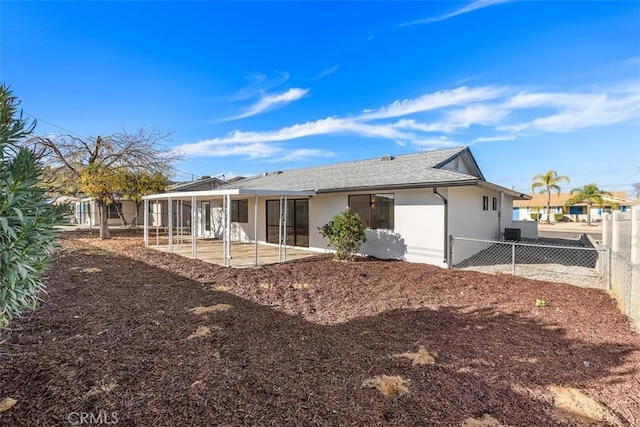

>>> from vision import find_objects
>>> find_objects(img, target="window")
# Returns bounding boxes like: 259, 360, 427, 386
231, 199, 249, 223
107, 202, 122, 219
482, 196, 489, 211
492, 197, 498, 211
569, 206, 585, 215
204, 202, 211, 231
348, 193, 394, 229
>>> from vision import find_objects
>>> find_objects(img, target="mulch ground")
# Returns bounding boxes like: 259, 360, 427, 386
1, 229, 639, 426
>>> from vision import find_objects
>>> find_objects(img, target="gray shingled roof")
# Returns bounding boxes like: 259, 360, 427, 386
222, 147, 482, 193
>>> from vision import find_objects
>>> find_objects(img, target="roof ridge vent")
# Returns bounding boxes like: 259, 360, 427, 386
380, 154, 394, 161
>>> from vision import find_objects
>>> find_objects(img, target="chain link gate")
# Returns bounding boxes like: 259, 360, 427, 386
449, 236, 609, 290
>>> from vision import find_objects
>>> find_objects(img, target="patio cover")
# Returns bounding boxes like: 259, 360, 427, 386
142, 188, 316, 267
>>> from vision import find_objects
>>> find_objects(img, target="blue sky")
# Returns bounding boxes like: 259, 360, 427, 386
2, 1, 639, 195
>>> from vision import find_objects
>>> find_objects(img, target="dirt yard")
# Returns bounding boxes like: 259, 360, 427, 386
1, 230, 639, 426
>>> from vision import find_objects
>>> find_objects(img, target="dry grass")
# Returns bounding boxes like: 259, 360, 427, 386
462, 414, 503, 426
392, 346, 435, 365
86, 380, 117, 397
548, 385, 624, 427
189, 304, 232, 315
187, 326, 215, 340
80, 267, 102, 273
362, 375, 410, 397
292, 283, 310, 290
0, 397, 17, 413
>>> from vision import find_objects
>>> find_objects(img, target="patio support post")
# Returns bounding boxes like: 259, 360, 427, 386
283, 195, 288, 261
222, 195, 227, 265
278, 195, 283, 262
191, 195, 197, 259
177, 200, 181, 244
225, 194, 232, 267
155, 201, 159, 246
168, 197, 174, 254
143, 198, 149, 247
254, 194, 259, 266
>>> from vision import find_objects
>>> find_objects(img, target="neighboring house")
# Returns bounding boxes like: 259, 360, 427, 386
167, 176, 225, 192
76, 198, 139, 227
513, 191, 636, 223
144, 147, 529, 268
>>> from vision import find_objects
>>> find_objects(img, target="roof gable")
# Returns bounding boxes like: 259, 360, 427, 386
434, 148, 485, 180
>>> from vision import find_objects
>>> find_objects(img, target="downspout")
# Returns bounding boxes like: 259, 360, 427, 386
433, 188, 448, 264
498, 191, 503, 240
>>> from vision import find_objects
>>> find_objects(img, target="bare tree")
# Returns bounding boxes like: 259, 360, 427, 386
38, 128, 181, 238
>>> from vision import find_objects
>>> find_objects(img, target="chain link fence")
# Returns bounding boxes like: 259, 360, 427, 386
450, 235, 640, 332
449, 236, 608, 289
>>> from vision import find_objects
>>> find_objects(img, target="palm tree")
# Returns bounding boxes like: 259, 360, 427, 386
531, 170, 570, 224
564, 183, 614, 226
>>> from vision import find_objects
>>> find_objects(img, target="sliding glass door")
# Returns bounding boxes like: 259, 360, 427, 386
266, 199, 309, 247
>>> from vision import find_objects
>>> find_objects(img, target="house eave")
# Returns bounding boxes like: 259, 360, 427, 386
143, 188, 316, 201
315, 180, 480, 194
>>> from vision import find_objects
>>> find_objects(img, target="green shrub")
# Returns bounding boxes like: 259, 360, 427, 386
0, 85, 60, 328
530, 213, 541, 221
318, 209, 366, 261
554, 213, 564, 222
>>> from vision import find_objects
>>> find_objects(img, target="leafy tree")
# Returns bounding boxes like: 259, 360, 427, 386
0, 84, 60, 327
39, 129, 180, 238
564, 183, 614, 226
531, 170, 570, 224
318, 209, 367, 261
78, 162, 126, 226
118, 170, 168, 227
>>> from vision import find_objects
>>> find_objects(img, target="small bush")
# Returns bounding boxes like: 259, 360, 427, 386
554, 213, 565, 222
530, 213, 541, 221
318, 209, 366, 261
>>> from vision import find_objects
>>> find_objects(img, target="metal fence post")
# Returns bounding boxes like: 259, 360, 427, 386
511, 241, 516, 276
606, 247, 611, 291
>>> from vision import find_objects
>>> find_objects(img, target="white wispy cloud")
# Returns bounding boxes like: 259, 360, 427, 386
231, 71, 290, 100
473, 135, 516, 143
179, 82, 640, 160
179, 116, 415, 156
179, 142, 281, 158
310, 65, 339, 81
225, 88, 310, 121
500, 85, 640, 133
445, 104, 510, 128
360, 86, 506, 120
402, 0, 513, 26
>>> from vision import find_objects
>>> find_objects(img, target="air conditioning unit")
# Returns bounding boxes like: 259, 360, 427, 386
504, 228, 521, 241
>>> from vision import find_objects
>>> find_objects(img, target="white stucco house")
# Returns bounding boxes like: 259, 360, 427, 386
143, 147, 529, 268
